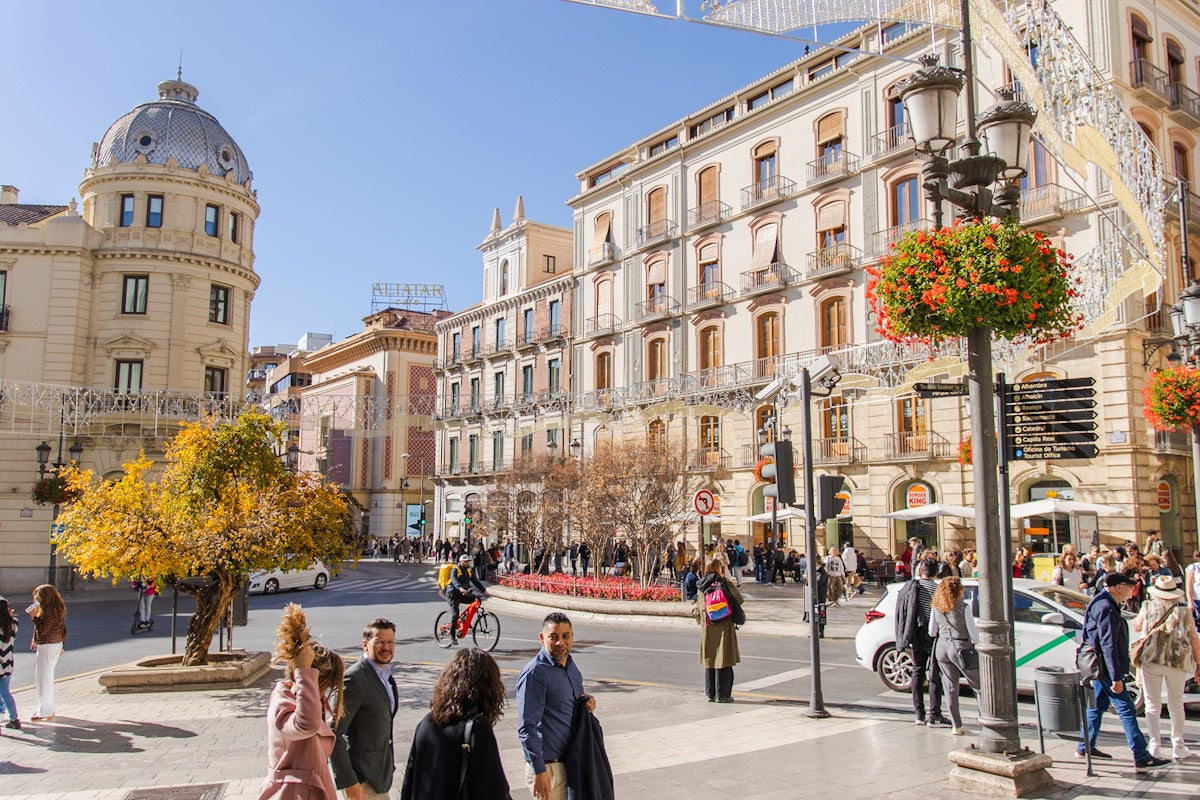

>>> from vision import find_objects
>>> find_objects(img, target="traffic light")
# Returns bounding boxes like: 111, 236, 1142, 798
759, 440, 796, 505
817, 475, 847, 521
418, 510, 426, 529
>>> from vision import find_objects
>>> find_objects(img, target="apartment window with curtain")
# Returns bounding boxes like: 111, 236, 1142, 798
494, 316, 506, 348
698, 242, 720, 295
147, 195, 163, 228
471, 326, 481, 357
595, 276, 613, 324
493, 370, 505, 406
449, 382, 460, 413
756, 312, 781, 376
521, 364, 534, 400
815, 112, 845, 175
452, 332, 462, 361
204, 366, 228, 395
204, 204, 219, 237
548, 300, 561, 336
646, 186, 667, 238
229, 211, 240, 243
209, 284, 230, 324
120, 194, 135, 227
522, 308, 535, 343
820, 297, 848, 349
114, 360, 143, 394
122, 275, 149, 314
753, 141, 778, 197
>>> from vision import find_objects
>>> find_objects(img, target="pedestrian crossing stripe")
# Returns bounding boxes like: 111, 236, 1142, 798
1013, 633, 1076, 668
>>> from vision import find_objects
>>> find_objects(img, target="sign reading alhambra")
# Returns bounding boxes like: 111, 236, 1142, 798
1003, 378, 1099, 460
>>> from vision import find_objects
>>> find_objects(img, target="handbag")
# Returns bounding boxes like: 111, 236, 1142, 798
957, 642, 980, 673
1076, 641, 1106, 683
1129, 606, 1173, 669
458, 717, 476, 800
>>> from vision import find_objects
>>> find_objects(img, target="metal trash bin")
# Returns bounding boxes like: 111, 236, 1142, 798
1034, 666, 1082, 733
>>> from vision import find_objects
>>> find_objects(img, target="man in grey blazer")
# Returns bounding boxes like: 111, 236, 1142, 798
331, 618, 398, 799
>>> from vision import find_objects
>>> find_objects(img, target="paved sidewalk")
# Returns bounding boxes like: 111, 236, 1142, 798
3, 655, 1198, 800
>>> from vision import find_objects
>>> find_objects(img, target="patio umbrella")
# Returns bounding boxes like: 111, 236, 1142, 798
1008, 499, 1127, 518
882, 503, 975, 521
744, 507, 808, 523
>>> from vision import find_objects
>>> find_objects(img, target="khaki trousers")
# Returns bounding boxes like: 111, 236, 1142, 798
524, 761, 567, 800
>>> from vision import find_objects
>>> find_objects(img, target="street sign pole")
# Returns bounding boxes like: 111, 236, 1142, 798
996, 373, 1018, 721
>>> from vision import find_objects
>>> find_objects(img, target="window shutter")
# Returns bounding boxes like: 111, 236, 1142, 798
699, 168, 718, 206
597, 280, 612, 317
750, 223, 779, 268
817, 113, 844, 143
646, 259, 667, 285
648, 188, 666, 223
817, 201, 847, 232
699, 242, 720, 264
589, 214, 612, 262
753, 141, 777, 159
1132, 16, 1151, 41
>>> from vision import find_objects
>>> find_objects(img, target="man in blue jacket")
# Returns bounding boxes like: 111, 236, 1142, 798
1079, 572, 1171, 770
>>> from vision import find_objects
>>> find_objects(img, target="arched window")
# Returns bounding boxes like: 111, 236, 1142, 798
755, 405, 774, 435
698, 242, 721, 291
884, 83, 906, 142
819, 297, 848, 349
699, 415, 720, 451
1166, 38, 1185, 87
594, 276, 613, 322
646, 186, 668, 239
646, 337, 667, 383
699, 325, 722, 372
697, 166, 720, 222
590, 211, 614, 264
891, 176, 921, 227
595, 352, 613, 391
752, 141, 778, 200
1020, 137, 1052, 191
755, 312, 781, 377
648, 419, 666, 449
645, 256, 668, 313
815, 112, 846, 177
499, 260, 509, 295
1131, 15, 1153, 75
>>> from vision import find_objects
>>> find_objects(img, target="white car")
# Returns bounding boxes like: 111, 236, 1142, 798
854, 578, 1142, 699
248, 560, 330, 594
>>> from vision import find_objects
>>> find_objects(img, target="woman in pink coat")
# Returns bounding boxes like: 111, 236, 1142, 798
257, 634, 344, 800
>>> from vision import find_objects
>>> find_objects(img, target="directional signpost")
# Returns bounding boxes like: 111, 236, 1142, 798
914, 381, 969, 398
1002, 378, 1099, 461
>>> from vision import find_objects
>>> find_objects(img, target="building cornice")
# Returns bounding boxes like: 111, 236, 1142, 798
436, 274, 573, 332
93, 249, 260, 289
305, 327, 438, 373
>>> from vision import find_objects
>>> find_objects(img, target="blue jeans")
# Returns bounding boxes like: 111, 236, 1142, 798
755, 562, 767, 583
1079, 678, 1148, 760
0, 674, 17, 720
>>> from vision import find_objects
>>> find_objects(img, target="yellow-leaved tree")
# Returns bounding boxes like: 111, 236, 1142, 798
56, 411, 349, 665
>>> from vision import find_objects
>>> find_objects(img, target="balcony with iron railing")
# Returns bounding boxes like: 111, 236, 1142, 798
1170, 81, 1200, 123
806, 151, 860, 187
635, 218, 678, 248
813, 437, 868, 464
869, 219, 930, 259
583, 313, 621, 338
686, 281, 734, 310
1019, 183, 1087, 224
1130, 59, 1171, 107
869, 122, 913, 161
633, 294, 681, 324
462, 345, 483, 364
0, 305, 9, 332
882, 430, 955, 461
740, 262, 800, 296
588, 241, 617, 266
1154, 429, 1191, 452
516, 329, 538, 349
806, 243, 861, 280
688, 447, 730, 472
687, 200, 732, 230
537, 324, 566, 344
740, 175, 798, 211
482, 337, 512, 358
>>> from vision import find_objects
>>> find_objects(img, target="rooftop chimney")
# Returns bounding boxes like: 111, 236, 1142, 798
0, 186, 18, 205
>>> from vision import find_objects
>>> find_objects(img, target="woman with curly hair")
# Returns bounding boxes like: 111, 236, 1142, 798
28, 584, 65, 722
400, 648, 511, 800
929, 577, 980, 736
257, 604, 344, 800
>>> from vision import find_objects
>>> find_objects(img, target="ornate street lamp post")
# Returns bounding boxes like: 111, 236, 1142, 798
36, 434, 83, 587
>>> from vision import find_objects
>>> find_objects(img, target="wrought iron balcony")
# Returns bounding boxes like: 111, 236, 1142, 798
869, 122, 914, 160
870, 219, 929, 259
687, 200, 732, 229
1130, 59, 1171, 107
806, 150, 860, 186
740, 175, 798, 211
806, 243, 861, 279
633, 294, 680, 323
463, 346, 483, 363
1154, 429, 1191, 452
482, 337, 512, 358
1170, 82, 1200, 123
516, 329, 537, 349
1019, 184, 1086, 223
688, 447, 729, 471
882, 431, 955, 461
583, 313, 621, 337
537, 323, 566, 343
0, 305, 9, 332
813, 437, 867, 464
740, 262, 799, 296
685, 281, 734, 310
635, 219, 677, 247
588, 241, 617, 266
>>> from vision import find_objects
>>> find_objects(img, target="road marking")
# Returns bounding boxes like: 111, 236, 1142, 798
1014, 633, 1076, 668
737, 667, 817, 691
589, 643, 858, 668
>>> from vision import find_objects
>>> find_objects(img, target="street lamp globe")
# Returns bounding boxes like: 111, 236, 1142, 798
977, 91, 1038, 179
899, 53, 965, 155
1181, 281, 1200, 328
1169, 302, 1187, 338
68, 441, 83, 463
35, 441, 52, 471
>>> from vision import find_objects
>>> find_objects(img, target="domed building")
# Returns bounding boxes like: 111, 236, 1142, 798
0, 77, 260, 591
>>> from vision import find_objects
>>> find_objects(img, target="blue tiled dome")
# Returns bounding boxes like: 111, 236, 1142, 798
92, 79, 252, 184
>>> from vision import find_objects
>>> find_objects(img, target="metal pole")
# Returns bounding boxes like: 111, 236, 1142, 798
996, 372, 1019, 721
968, 326, 1020, 753
801, 367, 829, 718
1191, 425, 1200, 555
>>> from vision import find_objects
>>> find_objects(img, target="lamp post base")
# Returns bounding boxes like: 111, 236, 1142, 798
948, 748, 1054, 797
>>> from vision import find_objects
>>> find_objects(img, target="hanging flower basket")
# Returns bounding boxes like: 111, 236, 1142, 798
957, 436, 972, 466
865, 219, 1082, 344
752, 457, 772, 483
31, 475, 78, 506
1143, 366, 1200, 430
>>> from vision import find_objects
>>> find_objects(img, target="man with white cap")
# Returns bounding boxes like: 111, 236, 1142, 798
1132, 574, 1200, 760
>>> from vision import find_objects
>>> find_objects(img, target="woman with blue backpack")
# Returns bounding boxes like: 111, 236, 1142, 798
694, 561, 744, 703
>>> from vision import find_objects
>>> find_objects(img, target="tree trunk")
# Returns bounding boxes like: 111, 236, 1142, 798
174, 569, 239, 666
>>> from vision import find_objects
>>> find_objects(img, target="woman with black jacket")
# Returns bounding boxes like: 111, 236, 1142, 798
399, 648, 511, 800
694, 561, 744, 703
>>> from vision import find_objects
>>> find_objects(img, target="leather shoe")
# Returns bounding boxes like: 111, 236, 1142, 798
30, 715, 54, 722
1135, 755, 1172, 771
1076, 747, 1112, 759
716, 697, 734, 703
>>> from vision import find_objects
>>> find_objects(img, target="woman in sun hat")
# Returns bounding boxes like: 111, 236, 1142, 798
1131, 575, 1200, 760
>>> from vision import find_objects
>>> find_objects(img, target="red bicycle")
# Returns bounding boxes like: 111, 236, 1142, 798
434, 596, 500, 651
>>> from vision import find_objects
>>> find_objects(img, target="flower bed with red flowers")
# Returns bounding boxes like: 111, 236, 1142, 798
866, 219, 1082, 344
499, 573, 680, 602
1143, 366, 1200, 430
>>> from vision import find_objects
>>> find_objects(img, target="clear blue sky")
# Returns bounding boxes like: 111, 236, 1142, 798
3, 0, 852, 348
